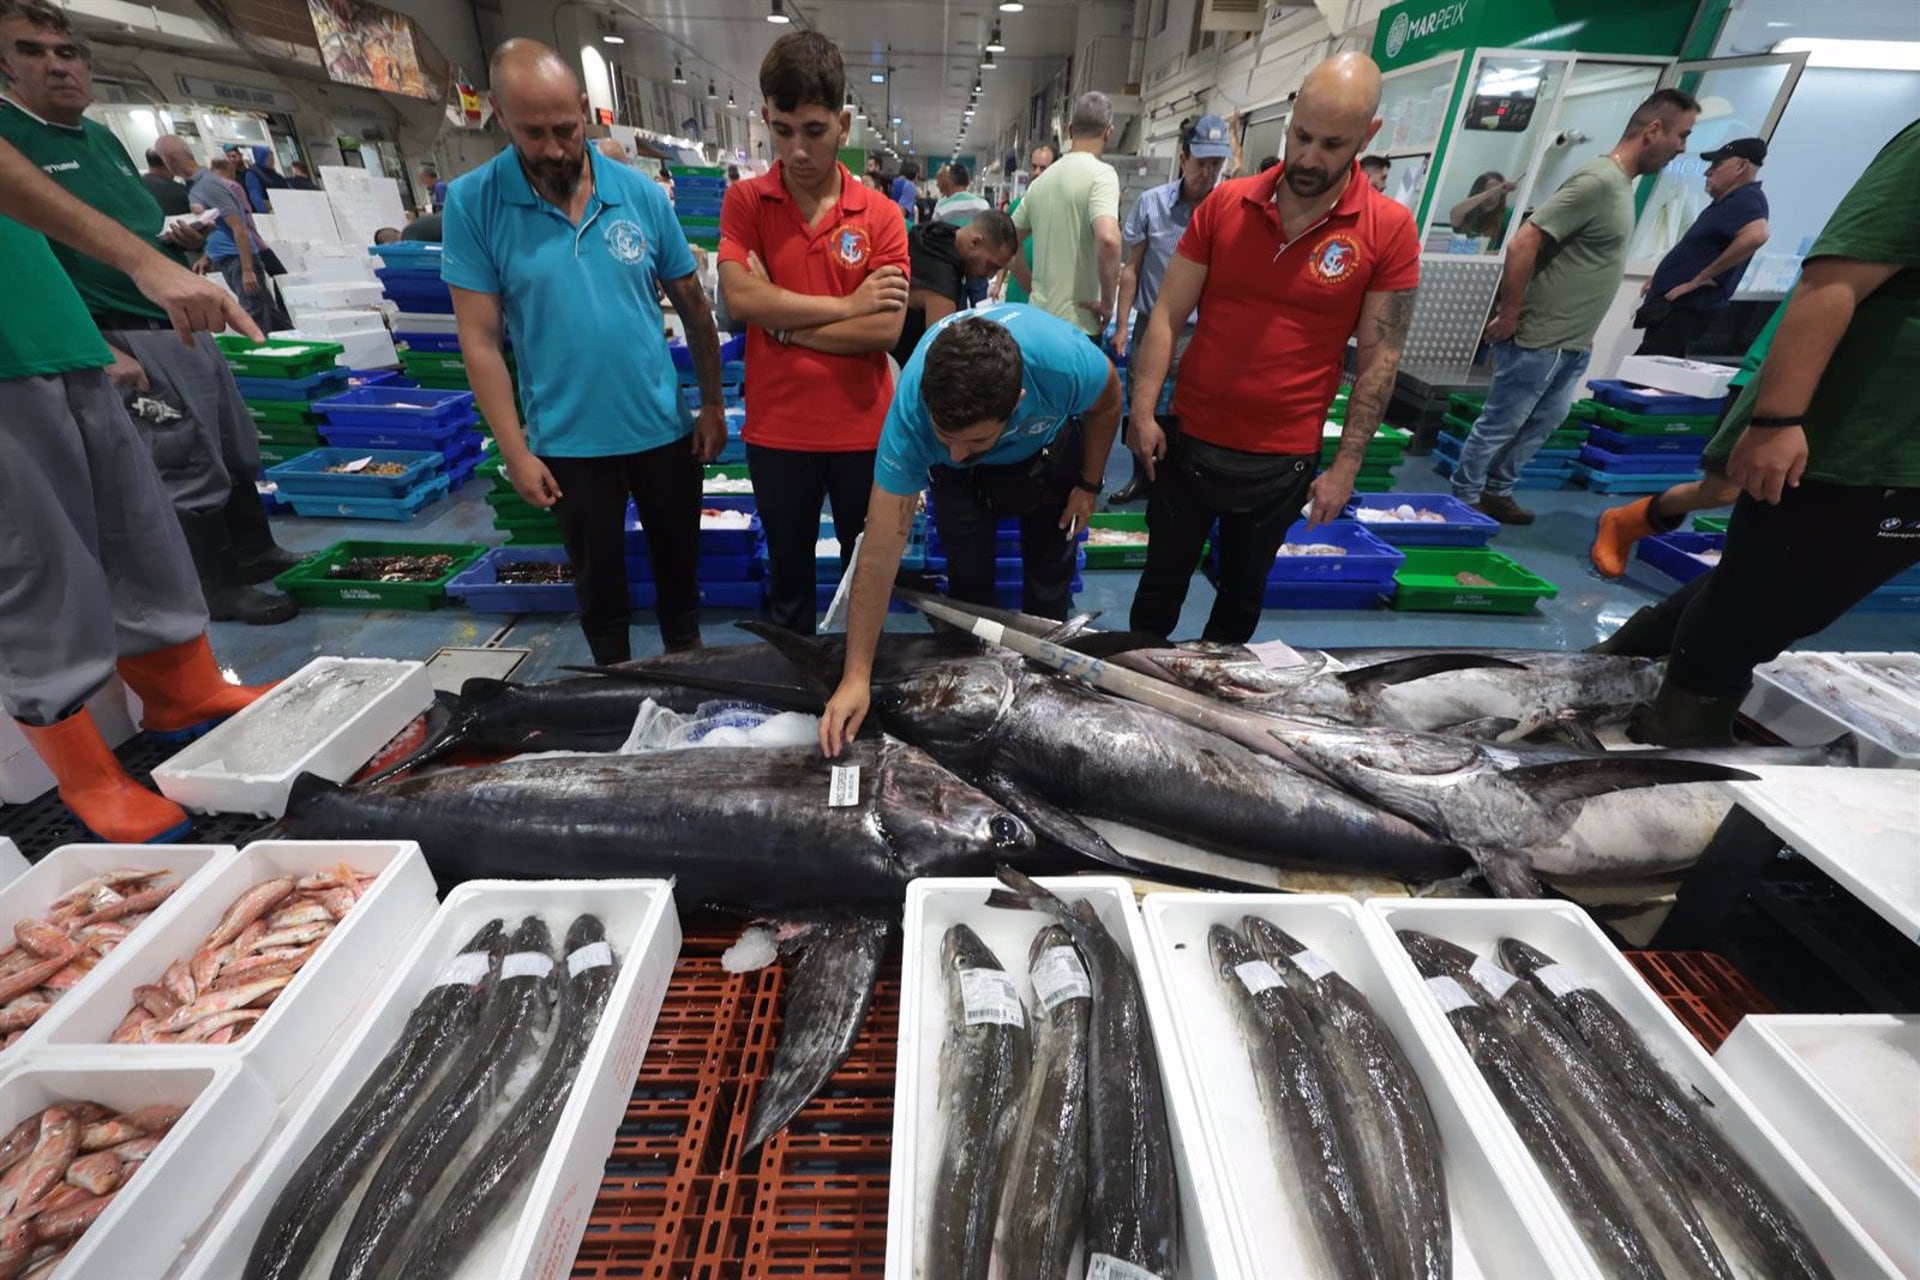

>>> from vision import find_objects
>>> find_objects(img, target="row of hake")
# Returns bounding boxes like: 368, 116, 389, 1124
0, 839, 676, 1280
902, 879, 1884, 1280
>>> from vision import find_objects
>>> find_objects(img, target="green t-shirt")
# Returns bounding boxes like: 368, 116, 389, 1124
1793, 119, 1920, 487
1006, 194, 1032, 304
1516, 156, 1634, 352
0, 99, 185, 322
0, 215, 111, 379
1011, 151, 1120, 335
1704, 301, 1786, 463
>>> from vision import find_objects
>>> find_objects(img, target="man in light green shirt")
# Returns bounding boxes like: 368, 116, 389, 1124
1451, 88, 1699, 524
1010, 93, 1121, 337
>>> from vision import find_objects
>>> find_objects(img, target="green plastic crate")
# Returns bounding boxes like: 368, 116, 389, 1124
274, 540, 485, 610
1448, 392, 1486, 418
1083, 513, 1152, 569
1391, 548, 1559, 615
398, 351, 470, 378
245, 398, 321, 426
678, 215, 719, 231
1692, 514, 1729, 533
1351, 477, 1400, 493
1567, 398, 1601, 424
504, 527, 565, 546
253, 421, 326, 448
256, 443, 317, 468
1591, 404, 1718, 436
670, 164, 725, 177
215, 335, 344, 380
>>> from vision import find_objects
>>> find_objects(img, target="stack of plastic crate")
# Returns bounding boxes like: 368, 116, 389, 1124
1431, 392, 1591, 489
1572, 379, 1725, 496
477, 459, 562, 545
218, 336, 350, 505
310, 386, 487, 492
923, 511, 1087, 610
669, 165, 726, 254
263, 447, 455, 521
627, 506, 765, 610
1210, 519, 1404, 610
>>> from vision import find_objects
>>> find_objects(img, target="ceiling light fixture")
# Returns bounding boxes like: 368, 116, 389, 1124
728, 91, 737, 108
707, 79, 717, 99
998, 1, 1023, 11
985, 24, 1005, 53
1772, 36, 1920, 70
870, 71, 887, 83
891, 115, 903, 124
602, 31, 624, 44
767, 0, 790, 23
672, 61, 686, 84
981, 51, 997, 71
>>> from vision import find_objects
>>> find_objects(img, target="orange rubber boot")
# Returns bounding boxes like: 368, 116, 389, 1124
1591, 496, 1659, 579
17, 710, 192, 843
116, 635, 273, 741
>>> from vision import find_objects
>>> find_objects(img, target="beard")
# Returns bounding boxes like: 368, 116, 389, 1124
525, 150, 584, 202
1283, 163, 1337, 197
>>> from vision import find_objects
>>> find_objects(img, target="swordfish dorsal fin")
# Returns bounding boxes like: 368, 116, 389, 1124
1500, 758, 1756, 810
1332, 652, 1530, 693
734, 620, 841, 693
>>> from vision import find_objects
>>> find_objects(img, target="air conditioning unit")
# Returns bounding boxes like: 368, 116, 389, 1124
1199, 0, 1265, 33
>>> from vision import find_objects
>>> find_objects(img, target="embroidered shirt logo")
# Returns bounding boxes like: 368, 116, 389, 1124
1307, 234, 1360, 285
604, 218, 648, 265
832, 225, 871, 268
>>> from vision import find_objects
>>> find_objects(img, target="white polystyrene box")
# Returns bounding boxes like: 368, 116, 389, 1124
36, 841, 437, 1104
1367, 898, 1899, 1279
1742, 651, 1920, 769
177, 878, 678, 1280
0, 839, 26, 892
1141, 892, 1593, 1279
150, 656, 434, 817
1615, 354, 1737, 400
887, 876, 1230, 1280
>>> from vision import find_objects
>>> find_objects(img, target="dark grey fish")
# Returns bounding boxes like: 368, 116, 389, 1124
992, 924, 1091, 1280
241, 919, 506, 1280
331, 916, 555, 1280
924, 924, 1029, 1280
742, 916, 892, 1152
396, 915, 621, 1280
1396, 930, 1662, 1280
1210, 923, 1383, 1280
284, 738, 1034, 914
987, 869, 1179, 1278
1498, 938, 1834, 1280
1246, 917, 1448, 1280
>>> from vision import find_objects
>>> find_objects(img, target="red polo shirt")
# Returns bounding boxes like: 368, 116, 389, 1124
1173, 162, 1419, 454
719, 162, 909, 452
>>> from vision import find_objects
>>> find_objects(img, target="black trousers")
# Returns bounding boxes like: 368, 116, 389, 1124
1634, 306, 1712, 358
544, 439, 702, 664
1661, 478, 1920, 697
928, 420, 1084, 621
747, 444, 876, 636
1129, 436, 1315, 643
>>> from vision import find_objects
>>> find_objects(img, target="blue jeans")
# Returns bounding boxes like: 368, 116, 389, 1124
1451, 339, 1591, 501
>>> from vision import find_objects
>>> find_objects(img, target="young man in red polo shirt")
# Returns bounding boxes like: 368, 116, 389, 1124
719, 31, 910, 635
1127, 52, 1419, 642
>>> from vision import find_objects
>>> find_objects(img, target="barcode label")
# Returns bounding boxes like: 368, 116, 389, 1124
434, 951, 491, 987
1030, 946, 1091, 1011
958, 967, 1025, 1027
828, 765, 860, 807
502, 951, 554, 980
567, 941, 615, 976
1289, 948, 1336, 982
1426, 975, 1477, 1013
1534, 963, 1590, 999
1470, 957, 1518, 1001
1235, 959, 1283, 995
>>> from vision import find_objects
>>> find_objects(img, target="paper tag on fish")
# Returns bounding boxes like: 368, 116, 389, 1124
567, 941, 614, 976
1288, 948, 1335, 982
1426, 975, 1477, 1013
1234, 959, 1283, 996
959, 967, 1025, 1028
1247, 639, 1310, 670
501, 952, 554, 981
434, 950, 492, 988
1085, 1253, 1164, 1280
828, 765, 860, 807
1030, 946, 1091, 1011
340, 455, 374, 473
1532, 963, 1590, 999
1469, 957, 1519, 1001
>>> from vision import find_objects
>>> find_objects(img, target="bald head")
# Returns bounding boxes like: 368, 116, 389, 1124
154, 133, 198, 178
489, 39, 590, 203
1281, 51, 1385, 200
596, 136, 631, 163
490, 38, 579, 102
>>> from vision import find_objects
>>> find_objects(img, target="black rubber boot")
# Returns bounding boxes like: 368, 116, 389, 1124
178, 509, 299, 625
221, 477, 303, 583
1587, 605, 1677, 656
1628, 678, 1748, 747
1106, 470, 1148, 505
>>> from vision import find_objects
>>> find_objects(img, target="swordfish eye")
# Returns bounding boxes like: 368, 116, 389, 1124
989, 814, 1023, 846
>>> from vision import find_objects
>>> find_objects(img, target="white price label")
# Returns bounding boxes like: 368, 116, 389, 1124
1426, 975, 1477, 1014
1470, 956, 1519, 1001
1289, 948, 1336, 982
434, 950, 491, 988
1030, 946, 1091, 1011
501, 951, 554, 980
1085, 1253, 1165, 1280
828, 765, 860, 807
340, 455, 374, 473
1533, 963, 1590, 999
959, 967, 1025, 1028
1234, 959, 1283, 996
567, 941, 614, 976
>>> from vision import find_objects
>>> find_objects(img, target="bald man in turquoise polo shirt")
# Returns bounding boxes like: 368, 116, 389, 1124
444, 40, 727, 662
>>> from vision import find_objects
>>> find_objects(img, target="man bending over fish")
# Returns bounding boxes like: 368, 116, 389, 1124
820, 304, 1121, 754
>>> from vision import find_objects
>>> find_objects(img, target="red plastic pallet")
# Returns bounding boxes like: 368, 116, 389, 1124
1624, 949, 1776, 1053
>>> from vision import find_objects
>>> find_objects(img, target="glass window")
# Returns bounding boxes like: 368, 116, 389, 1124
1429, 56, 1565, 255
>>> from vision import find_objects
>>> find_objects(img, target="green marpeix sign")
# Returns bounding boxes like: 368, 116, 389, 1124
1378, 0, 1479, 69
1373, 0, 1701, 71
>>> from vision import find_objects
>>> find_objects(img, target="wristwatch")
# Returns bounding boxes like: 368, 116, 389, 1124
1073, 476, 1103, 495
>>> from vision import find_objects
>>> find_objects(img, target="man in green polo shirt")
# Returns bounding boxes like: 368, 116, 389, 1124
1620, 119, 1920, 744
0, 0, 298, 624
1, 135, 273, 843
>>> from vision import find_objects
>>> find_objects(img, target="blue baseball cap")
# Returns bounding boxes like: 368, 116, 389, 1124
1186, 114, 1233, 160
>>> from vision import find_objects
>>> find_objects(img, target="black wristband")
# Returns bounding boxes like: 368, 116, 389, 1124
1749, 415, 1803, 428
1074, 477, 1102, 495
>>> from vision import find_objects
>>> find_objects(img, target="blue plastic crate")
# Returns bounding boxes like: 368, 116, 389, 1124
1588, 379, 1727, 416
285, 473, 449, 521
701, 581, 766, 610
370, 242, 443, 266
448, 547, 578, 612
627, 553, 758, 582
812, 582, 916, 614
1208, 521, 1403, 586
625, 512, 762, 557
1572, 463, 1700, 495
375, 265, 444, 287
313, 387, 477, 430
669, 335, 747, 369
1261, 579, 1387, 610
1584, 425, 1708, 456
1578, 444, 1709, 475
396, 331, 463, 353
446, 447, 484, 490
1430, 455, 1570, 489
1343, 494, 1500, 547
266, 448, 444, 498
1636, 531, 1722, 586
320, 422, 478, 461
233, 369, 348, 402
345, 369, 403, 389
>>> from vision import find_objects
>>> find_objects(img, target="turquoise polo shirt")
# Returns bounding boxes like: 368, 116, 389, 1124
441, 146, 697, 457
874, 302, 1113, 495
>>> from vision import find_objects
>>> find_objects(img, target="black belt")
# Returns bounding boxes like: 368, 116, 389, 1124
92, 311, 173, 333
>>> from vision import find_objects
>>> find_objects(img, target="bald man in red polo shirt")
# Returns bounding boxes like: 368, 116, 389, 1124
1128, 52, 1420, 642
720, 32, 910, 635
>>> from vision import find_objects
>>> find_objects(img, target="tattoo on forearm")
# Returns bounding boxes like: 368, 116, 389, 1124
667, 276, 724, 404
1337, 290, 1414, 466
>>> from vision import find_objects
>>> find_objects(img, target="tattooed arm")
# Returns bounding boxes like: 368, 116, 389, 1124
1305, 287, 1415, 526
660, 271, 727, 461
